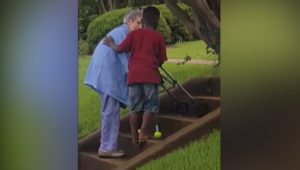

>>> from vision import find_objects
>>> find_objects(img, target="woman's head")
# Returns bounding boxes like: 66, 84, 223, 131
123, 10, 142, 31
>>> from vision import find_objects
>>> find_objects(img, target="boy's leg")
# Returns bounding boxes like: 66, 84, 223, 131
129, 113, 139, 145
137, 112, 143, 129
128, 84, 144, 145
139, 112, 153, 141
139, 84, 159, 142
99, 92, 124, 157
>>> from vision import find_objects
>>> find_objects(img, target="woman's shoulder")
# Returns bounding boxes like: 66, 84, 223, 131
108, 24, 129, 36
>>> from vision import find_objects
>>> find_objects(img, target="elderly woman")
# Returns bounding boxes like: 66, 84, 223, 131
84, 10, 142, 158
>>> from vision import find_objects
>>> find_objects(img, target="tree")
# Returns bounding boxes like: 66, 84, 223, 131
99, 0, 108, 13
96, 0, 121, 14
97, 0, 130, 13
164, 0, 220, 58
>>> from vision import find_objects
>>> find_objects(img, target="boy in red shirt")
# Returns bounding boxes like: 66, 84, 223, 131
104, 6, 167, 145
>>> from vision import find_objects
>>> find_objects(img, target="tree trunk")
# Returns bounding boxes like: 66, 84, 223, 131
164, 0, 220, 56
113, 0, 117, 9
164, 0, 199, 37
99, 0, 107, 13
108, 0, 115, 10
128, 0, 131, 7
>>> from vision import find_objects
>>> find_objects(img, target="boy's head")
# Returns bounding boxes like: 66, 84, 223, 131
142, 6, 160, 30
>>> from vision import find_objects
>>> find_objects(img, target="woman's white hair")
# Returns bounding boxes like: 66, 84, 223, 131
123, 10, 142, 24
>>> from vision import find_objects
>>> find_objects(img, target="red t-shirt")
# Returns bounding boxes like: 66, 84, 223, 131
118, 28, 167, 85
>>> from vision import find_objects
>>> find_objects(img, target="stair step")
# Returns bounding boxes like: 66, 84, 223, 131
79, 152, 117, 170
120, 115, 191, 139
79, 108, 220, 170
79, 134, 156, 170
119, 132, 161, 144
117, 108, 221, 170
156, 114, 197, 122
79, 77, 221, 170
193, 96, 221, 101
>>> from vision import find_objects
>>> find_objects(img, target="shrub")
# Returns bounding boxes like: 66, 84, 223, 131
157, 14, 172, 44
86, 4, 196, 54
78, 39, 90, 57
87, 8, 130, 52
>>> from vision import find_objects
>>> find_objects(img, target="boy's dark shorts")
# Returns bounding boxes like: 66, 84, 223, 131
128, 83, 159, 113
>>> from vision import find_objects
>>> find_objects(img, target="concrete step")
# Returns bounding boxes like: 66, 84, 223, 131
194, 96, 221, 101
79, 134, 156, 168
119, 114, 192, 140
79, 77, 221, 170
79, 108, 220, 170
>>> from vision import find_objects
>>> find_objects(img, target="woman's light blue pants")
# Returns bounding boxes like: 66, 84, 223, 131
99, 92, 120, 152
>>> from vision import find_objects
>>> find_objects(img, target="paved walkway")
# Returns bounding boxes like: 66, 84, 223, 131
166, 59, 219, 65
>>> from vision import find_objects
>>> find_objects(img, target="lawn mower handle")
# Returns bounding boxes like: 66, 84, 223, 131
159, 66, 194, 100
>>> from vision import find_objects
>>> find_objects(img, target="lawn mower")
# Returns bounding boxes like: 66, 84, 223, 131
151, 66, 210, 140
159, 66, 209, 117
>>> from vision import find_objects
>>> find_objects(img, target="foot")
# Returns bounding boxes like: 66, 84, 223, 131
138, 133, 149, 143
132, 138, 139, 145
98, 149, 125, 158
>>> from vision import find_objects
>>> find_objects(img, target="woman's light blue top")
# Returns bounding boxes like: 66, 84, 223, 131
84, 24, 130, 106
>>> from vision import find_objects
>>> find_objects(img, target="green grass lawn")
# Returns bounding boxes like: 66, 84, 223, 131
137, 130, 220, 170
79, 57, 100, 139
167, 40, 219, 60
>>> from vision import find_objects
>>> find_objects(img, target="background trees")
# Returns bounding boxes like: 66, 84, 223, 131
164, 0, 220, 55
79, 0, 220, 59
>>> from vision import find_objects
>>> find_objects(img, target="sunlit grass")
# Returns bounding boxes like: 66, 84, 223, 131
167, 40, 218, 60
136, 130, 220, 170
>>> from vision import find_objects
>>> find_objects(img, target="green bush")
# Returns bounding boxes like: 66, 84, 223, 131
87, 8, 130, 52
157, 15, 172, 44
78, 39, 90, 57
86, 4, 196, 54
